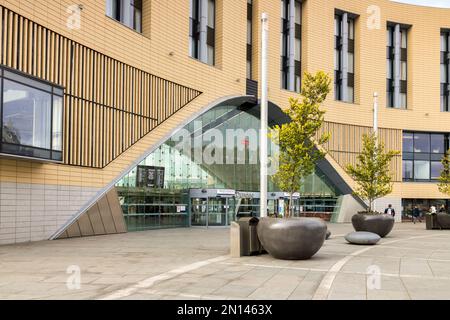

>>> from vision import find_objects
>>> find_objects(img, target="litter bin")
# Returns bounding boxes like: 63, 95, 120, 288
426, 214, 438, 230
237, 217, 262, 256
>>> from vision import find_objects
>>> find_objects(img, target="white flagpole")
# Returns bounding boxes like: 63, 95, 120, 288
260, 13, 269, 218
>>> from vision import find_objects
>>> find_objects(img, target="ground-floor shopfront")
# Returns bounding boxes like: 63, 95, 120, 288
117, 186, 340, 231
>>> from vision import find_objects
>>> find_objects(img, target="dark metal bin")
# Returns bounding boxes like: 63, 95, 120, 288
237, 217, 262, 256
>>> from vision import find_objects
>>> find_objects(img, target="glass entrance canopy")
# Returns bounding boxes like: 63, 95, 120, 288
116, 98, 342, 231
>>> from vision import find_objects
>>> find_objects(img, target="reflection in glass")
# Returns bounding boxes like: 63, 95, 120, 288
430, 134, 445, 154
3, 79, 51, 149
414, 160, 430, 180
403, 160, 413, 180
403, 132, 413, 153
117, 102, 342, 232
431, 161, 444, 180
413, 133, 430, 153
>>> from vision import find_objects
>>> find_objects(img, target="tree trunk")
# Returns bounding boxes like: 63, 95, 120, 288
289, 192, 294, 219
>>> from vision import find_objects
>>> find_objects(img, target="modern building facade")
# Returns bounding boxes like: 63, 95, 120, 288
0, 0, 449, 245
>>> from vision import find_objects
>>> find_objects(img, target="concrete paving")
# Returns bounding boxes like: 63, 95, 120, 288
0, 222, 450, 300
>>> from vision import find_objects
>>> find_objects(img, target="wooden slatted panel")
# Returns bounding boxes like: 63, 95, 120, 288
0, 5, 202, 168
317, 122, 403, 182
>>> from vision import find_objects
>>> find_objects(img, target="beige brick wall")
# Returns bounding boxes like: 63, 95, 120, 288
0, 0, 449, 243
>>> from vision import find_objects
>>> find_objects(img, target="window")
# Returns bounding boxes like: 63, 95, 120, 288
441, 30, 450, 112
0, 66, 63, 161
281, 0, 301, 92
402, 132, 449, 181
334, 10, 356, 103
247, 0, 253, 79
189, 0, 215, 66
106, 0, 142, 33
387, 23, 408, 108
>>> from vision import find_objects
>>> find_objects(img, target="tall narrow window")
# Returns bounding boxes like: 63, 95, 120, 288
387, 23, 408, 108
441, 30, 450, 112
334, 10, 355, 103
247, 0, 253, 79
106, 0, 142, 33
189, 0, 215, 66
281, 0, 301, 92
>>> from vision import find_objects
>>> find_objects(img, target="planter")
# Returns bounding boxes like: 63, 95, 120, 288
437, 213, 450, 229
256, 217, 327, 260
351, 213, 394, 238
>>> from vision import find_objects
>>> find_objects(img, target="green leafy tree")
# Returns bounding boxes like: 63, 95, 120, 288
345, 133, 400, 213
270, 71, 331, 218
438, 150, 450, 196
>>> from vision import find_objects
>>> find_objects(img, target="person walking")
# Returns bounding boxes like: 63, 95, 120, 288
439, 205, 447, 213
384, 204, 396, 217
430, 205, 437, 215
412, 205, 422, 224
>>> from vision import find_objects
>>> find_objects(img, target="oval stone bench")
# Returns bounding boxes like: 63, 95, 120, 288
345, 231, 381, 245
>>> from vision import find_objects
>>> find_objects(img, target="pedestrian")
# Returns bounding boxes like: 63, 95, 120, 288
384, 204, 396, 217
412, 205, 422, 224
439, 205, 446, 213
430, 205, 437, 215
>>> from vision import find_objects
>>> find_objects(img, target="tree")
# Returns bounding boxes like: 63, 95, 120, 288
438, 150, 450, 196
270, 71, 331, 218
345, 133, 400, 213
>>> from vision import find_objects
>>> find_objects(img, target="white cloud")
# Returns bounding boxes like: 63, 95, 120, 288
391, 0, 450, 8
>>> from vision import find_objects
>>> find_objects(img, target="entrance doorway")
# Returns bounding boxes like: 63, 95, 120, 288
191, 196, 234, 227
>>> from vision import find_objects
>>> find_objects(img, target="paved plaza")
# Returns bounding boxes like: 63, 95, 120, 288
1, 223, 450, 300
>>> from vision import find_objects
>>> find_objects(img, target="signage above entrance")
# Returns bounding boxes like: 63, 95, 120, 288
217, 189, 236, 196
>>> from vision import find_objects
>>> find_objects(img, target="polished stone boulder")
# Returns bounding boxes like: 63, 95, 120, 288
437, 213, 450, 229
345, 231, 381, 245
352, 213, 395, 238
326, 230, 331, 240
256, 217, 327, 260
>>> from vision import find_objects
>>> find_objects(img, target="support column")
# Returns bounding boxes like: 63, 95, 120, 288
341, 13, 349, 102
394, 24, 401, 108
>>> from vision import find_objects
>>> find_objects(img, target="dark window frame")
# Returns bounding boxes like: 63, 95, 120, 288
387, 23, 408, 109
441, 30, 450, 112
334, 10, 356, 103
280, 0, 302, 92
402, 131, 449, 182
0, 64, 64, 162
106, 0, 143, 33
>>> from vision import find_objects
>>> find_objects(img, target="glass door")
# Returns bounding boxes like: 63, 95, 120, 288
191, 198, 208, 226
208, 197, 227, 226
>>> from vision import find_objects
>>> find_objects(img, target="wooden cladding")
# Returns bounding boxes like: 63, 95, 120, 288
0, 5, 202, 168
317, 122, 403, 182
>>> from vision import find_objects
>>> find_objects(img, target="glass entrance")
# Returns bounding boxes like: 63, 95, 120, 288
208, 198, 227, 226
191, 197, 230, 227
191, 198, 208, 226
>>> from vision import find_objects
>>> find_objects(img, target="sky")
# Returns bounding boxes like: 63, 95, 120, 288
392, 0, 450, 8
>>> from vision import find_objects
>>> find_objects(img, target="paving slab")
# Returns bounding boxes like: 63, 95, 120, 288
0, 223, 450, 300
